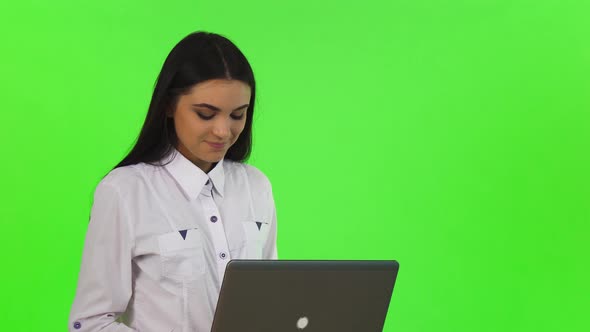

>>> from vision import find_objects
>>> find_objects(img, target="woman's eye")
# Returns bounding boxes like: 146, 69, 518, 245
196, 112, 215, 120
231, 113, 245, 120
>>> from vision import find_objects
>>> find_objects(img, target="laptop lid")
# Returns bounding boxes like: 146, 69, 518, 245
211, 260, 399, 332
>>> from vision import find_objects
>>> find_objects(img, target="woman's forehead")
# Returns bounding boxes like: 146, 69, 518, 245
187, 79, 250, 98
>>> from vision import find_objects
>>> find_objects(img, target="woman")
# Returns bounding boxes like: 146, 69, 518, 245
69, 31, 278, 332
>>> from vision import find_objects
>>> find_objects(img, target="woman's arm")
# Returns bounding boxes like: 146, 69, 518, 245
263, 183, 278, 260
69, 181, 136, 332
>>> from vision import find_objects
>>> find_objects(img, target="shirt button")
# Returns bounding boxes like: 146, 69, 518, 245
73, 322, 82, 329
210, 216, 218, 223
219, 252, 227, 259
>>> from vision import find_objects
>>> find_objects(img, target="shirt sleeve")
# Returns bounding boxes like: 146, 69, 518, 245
69, 181, 136, 332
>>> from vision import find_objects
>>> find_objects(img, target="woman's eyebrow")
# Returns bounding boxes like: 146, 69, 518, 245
192, 103, 249, 112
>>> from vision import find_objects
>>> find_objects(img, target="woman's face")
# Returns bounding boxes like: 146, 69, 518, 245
171, 79, 251, 172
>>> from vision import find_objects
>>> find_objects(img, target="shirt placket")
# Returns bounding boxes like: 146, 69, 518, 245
199, 179, 231, 287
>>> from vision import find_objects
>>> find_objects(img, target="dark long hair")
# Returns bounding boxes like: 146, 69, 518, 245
114, 31, 256, 169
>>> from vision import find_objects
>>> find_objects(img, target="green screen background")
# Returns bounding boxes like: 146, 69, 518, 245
0, 1, 588, 331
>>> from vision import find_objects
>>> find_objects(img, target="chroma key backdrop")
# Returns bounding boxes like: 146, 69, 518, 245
0, 1, 588, 331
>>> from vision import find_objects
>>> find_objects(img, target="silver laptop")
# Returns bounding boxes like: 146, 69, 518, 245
211, 260, 399, 332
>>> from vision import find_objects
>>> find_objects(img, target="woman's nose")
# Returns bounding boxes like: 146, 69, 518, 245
212, 118, 231, 139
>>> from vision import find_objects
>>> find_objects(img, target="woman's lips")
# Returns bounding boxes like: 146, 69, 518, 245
206, 142, 225, 150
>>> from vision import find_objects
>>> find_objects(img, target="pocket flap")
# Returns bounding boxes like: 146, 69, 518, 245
158, 229, 202, 253
242, 220, 269, 231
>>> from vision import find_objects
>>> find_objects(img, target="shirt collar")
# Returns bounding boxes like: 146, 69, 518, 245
164, 149, 225, 200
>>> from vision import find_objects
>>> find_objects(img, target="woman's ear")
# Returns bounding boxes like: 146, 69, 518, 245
166, 106, 174, 118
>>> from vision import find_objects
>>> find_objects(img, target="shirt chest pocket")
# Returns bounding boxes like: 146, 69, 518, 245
241, 220, 270, 259
158, 229, 206, 281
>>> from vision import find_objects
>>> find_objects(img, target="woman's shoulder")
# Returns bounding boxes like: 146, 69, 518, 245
96, 163, 156, 193
224, 160, 272, 191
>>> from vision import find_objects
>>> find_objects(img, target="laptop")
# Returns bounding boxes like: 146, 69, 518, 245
211, 260, 399, 332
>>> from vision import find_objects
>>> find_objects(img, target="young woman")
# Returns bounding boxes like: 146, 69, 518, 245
69, 31, 278, 332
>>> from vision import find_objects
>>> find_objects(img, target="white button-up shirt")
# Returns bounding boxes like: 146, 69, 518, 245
69, 150, 278, 332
